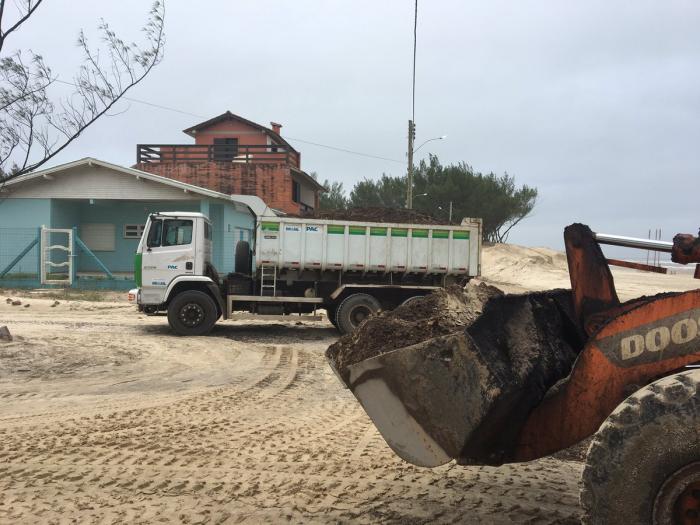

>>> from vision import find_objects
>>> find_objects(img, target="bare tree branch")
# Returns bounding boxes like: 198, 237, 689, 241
0, 0, 44, 52
0, 1, 164, 182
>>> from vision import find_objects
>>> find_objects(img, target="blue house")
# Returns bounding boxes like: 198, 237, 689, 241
0, 158, 270, 289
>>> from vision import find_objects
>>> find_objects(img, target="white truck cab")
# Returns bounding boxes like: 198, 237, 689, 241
133, 212, 222, 333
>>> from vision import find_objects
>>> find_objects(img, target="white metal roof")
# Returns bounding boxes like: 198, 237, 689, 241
1, 157, 276, 217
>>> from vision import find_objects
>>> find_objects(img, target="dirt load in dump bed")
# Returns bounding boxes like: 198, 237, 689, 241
326, 283, 585, 464
311, 207, 441, 225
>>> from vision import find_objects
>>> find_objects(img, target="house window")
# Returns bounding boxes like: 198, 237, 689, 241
212, 138, 238, 161
81, 223, 116, 251
124, 224, 145, 239
292, 180, 301, 203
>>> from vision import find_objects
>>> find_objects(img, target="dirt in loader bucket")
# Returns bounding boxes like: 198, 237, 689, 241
328, 284, 502, 372
326, 283, 586, 466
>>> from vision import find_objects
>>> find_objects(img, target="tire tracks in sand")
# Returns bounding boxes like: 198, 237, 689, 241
0, 303, 583, 524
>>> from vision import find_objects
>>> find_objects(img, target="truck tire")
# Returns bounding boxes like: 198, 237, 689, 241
235, 240, 252, 275
335, 293, 381, 335
580, 369, 700, 525
167, 290, 219, 336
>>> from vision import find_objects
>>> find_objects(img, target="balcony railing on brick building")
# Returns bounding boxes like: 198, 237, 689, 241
137, 144, 299, 168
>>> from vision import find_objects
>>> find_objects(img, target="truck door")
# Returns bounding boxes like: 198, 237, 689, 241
141, 217, 196, 303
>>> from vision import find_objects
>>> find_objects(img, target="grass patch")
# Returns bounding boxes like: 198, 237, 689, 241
35, 289, 107, 302
0, 287, 108, 302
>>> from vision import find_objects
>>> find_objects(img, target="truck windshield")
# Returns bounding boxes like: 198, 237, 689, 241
162, 219, 193, 246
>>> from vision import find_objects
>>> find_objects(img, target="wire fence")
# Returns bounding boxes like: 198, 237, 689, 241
0, 227, 134, 290
0, 225, 255, 289
0, 227, 40, 282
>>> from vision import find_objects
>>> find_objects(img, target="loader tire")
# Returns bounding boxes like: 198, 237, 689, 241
335, 293, 381, 335
580, 369, 700, 525
168, 290, 218, 336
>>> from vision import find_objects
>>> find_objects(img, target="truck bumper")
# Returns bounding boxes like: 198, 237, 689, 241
128, 288, 142, 310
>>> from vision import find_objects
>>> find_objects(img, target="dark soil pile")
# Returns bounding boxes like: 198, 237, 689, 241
327, 283, 503, 372
311, 207, 442, 225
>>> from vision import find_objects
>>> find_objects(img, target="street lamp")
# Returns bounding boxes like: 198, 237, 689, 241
415, 135, 447, 152
406, 134, 446, 210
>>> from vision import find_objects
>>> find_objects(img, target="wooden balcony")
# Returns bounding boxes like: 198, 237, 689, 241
137, 144, 299, 168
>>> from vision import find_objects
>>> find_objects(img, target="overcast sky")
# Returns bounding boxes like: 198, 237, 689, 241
9, 1, 700, 251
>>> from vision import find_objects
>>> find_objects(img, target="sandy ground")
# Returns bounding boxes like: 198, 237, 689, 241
0, 244, 697, 524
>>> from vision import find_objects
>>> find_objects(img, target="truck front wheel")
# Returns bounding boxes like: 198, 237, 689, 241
335, 293, 381, 335
580, 370, 700, 525
167, 290, 219, 336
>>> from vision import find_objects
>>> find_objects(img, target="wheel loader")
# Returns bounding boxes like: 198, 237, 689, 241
326, 223, 700, 525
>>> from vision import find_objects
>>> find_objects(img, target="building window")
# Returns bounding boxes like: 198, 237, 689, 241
292, 180, 300, 203
124, 224, 145, 239
212, 137, 238, 161
81, 223, 116, 251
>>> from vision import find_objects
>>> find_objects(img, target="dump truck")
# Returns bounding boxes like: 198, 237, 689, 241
327, 223, 700, 525
131, 212, 482, 335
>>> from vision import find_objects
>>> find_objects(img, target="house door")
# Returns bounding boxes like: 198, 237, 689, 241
40, 227, 73, 285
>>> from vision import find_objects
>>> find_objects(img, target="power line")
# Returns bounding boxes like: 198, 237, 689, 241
412, 0, 418, 122
282, 136, 403, 164
53, 79, 207, 119
53, 78, 402, 163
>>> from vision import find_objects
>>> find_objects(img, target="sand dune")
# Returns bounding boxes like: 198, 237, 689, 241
481, 242, 699, 301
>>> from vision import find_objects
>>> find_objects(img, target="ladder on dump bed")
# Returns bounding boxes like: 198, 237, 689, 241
260, 264, 277, 296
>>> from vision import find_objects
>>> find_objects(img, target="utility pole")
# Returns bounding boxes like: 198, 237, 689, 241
406, 119, 415, 209
406, 0, 418, 209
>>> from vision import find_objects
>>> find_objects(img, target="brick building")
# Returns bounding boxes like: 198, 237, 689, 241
135, 111, 324, 215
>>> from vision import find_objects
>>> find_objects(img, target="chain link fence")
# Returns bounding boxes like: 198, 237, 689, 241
0, 227, 41, 286
0, 227, 134, 290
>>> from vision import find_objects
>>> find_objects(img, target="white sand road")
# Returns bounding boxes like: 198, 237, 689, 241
0, 244, 697, 524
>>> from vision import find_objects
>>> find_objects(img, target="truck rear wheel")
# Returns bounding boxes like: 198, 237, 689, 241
336, 293, 381, 335
167, 290, 219, 336
580, 370, 700, 525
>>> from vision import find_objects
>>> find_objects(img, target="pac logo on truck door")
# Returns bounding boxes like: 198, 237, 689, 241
596, 308, 700, 367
